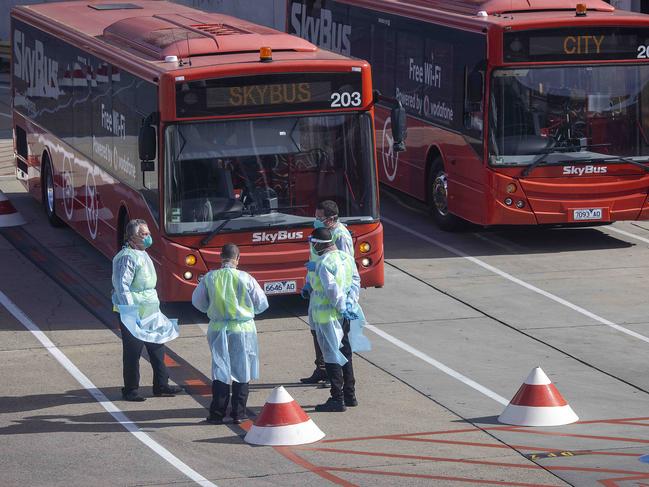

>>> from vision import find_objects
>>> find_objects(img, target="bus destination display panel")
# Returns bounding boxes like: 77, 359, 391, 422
504, 27, 649, 62
176, 72, 362, 117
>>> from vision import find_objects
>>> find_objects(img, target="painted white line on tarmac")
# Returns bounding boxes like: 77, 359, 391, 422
365, 324, 509, 405
383, 216, 649, 345
0, 112, 11, 119
607, 225, 649, 245
0, 291, 218, 487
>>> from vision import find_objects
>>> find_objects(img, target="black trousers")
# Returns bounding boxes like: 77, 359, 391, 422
120, 322, 169, 394
310, 329, 326, 371
324, 318, 355, 401
210, 380, 250, 420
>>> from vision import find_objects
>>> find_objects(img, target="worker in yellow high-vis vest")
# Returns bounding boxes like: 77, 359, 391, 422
308, 227, 361, 412
191, 243, 268, 424
300, 200, 354, 385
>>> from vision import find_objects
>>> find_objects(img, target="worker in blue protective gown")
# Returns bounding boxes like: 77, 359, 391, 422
308, 227, 362, 412
112, 219, 181, 402
191, 243, 269, 424
300, 200, 354, 385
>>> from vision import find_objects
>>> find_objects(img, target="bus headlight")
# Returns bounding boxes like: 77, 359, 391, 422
359, 241, 371, 253
504, 197, 513, 206
361, 257, 371, 267
185, 254, 197, 266
516, 200, 525, 208
506, 183, 517, 194
183, 271, 193, 280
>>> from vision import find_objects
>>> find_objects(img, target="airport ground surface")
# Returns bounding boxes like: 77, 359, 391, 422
3, 81, 649, 486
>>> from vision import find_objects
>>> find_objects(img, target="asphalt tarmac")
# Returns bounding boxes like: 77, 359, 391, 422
3, 83, 649, 485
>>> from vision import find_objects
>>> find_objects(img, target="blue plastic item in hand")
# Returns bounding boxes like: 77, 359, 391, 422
304, 261, 317, 271
342, 310, 359, 321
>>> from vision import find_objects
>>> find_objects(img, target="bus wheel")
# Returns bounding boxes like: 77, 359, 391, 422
43, 156, 63, 227
428, 162, 462, 231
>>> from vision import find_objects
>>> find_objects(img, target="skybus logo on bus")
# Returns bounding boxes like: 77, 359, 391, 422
290, 3, 352, 55
562, 165, 608, 176
13, 29, 60, 98
252, 230, 304, 243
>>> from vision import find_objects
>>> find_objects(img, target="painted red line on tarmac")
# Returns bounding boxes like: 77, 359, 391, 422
569, 416, 649, 425
29, 249, 46, 262
274, 447, 356, 487
56, 271, 76, 285
599, 474, 649, 486
510, 383, 567, 407
319, 426, 521, 444
506, 428, 649, 444
183, 379, 211, 396
164, 355, 179, 367
324, 466, 559, 487
301, 446, 550, 470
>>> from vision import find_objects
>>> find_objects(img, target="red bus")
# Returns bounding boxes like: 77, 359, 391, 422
11, 0, 396, 301
289, 0, 649, 229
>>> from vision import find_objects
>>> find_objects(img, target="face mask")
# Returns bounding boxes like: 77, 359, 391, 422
142, 235, 153, 249
313, 219, 326, 229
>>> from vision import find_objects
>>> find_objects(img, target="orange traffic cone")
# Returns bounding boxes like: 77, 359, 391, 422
244, 386, 325, 446
498, 367, 578, 427
0, 191, 25, 227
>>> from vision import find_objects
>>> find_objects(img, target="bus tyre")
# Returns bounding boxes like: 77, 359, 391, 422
428, 162, 462, 231
43, 157, 64, 227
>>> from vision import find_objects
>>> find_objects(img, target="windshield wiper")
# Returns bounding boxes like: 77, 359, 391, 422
600, 156, 649, 172
520, 142, 611, 177
201, 210, 245, 246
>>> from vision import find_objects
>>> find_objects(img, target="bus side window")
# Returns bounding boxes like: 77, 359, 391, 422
464, 68, 484, 132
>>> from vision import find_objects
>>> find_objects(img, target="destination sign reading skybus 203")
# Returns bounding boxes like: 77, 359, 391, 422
176, 72, 362, 117
504, 27, 649, 62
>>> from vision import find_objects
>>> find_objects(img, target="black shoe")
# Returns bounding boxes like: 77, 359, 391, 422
205, 414, 224, 425
344, 395, 358, 407
153, 385, 183, 397
315, 398, 346, 412
300, 369, 328, 384
122, 390, 146, 402
231, 416, 248, 425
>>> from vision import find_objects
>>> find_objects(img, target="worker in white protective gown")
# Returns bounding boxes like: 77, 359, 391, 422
112, 219, 181, 402
300, 200, 354, 385
191, 243, 269, 424
308, 227, 366, 413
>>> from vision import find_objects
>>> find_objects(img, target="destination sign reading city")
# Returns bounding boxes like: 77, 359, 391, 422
504, 27, 649, 62
176, 72, 363, 117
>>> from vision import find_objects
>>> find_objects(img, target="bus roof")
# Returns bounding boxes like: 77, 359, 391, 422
12, 1, 352, 73
406, 0, 614, 16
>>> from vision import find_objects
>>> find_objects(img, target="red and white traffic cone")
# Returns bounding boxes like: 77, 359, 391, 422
498, 367, 578, 427
244, 386, 325, 446
0, 191, 25, 227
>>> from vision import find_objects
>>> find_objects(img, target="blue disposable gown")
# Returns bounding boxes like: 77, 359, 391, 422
192, 264, 269, 384
311, 250, 361, 365
112, 246, 179, 344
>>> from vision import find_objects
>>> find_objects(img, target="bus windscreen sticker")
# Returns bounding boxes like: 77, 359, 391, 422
176, 72, 362, 117
504, 27, 649, 62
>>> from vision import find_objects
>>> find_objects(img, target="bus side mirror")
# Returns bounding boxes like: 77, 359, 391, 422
467, 70, 483, 105
391, 103, 407, 153
138, 125, 156, 169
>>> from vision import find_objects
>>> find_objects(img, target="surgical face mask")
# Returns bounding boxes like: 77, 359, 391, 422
313, 218, 326, 229
142, 235, 153, 249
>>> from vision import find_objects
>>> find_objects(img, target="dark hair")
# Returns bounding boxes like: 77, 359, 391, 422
125, 219, 148, 243
317, 200, 338, 218
311, 227, 333, 242
221, 243, 240, 261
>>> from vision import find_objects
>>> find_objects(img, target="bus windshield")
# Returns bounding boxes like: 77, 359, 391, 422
164, 113, 377, 235
489, 65, 649, 167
